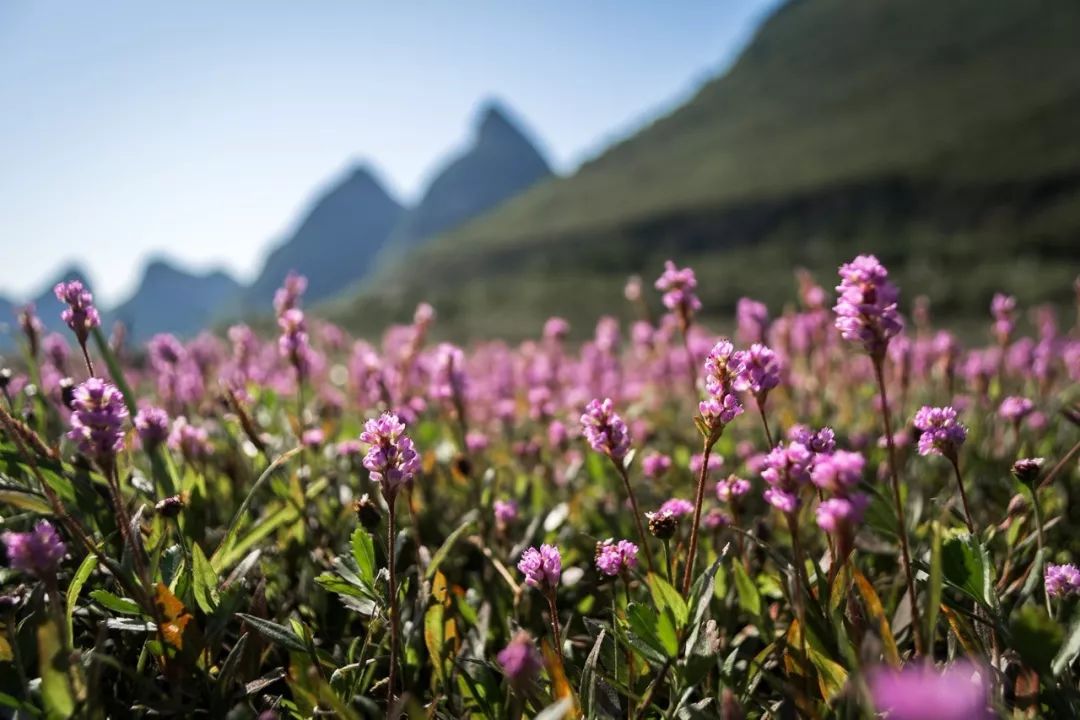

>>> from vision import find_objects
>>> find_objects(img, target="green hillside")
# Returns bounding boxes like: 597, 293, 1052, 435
330, 0, 1080, 340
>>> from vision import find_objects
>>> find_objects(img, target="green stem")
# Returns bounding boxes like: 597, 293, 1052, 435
681, 435, 717, 596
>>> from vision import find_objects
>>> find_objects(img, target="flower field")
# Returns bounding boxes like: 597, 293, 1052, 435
1, 256, 1079, 718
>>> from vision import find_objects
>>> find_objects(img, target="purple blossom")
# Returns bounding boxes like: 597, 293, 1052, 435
430, 343, 467, 402
494, 499, 518, 526
497, 632, 543, 685
273, 271, 307, 316
595, 539, 639, 576
642, 451, 672, 479
732, 343, 781, 400
543, 317, 570, 343
815, 495, 869, 533
869, 662, 990, 720
2, 521, 66, 578
359, 412, 421, 497
301, 428, 324, 448
580, 398, 631, 461
810, 450, 865, 493
999, 396, 1034, 423
1045, 563, 1080, 598
991, 293, 1016, 344
278, 308, 313, 379
169, 416, 211, 460
53, 280, 100, 344
788, 425, 836, 454
700, 340, 744, 429
736, 297, 769, 344
134, 406, 170, 450
654, 260, 701, 325
689, 452, 723, 475
466, 431, 490, 453
913, 406, 967, 458
148, 333, 185, 368
704, 509, 731, 529
716, 475, 751, 503
760, 442, 812, 514
67, 378, 128, 467
518, 544, 561, 591
659, 498, 694, 517
833, 254, 903, 357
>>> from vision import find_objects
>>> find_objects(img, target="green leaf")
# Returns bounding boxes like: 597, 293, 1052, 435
1010, 604, 1062, 675
236, 613, 308, 654
1053, 609, 1080, 676
0, 488, 53, 514
191, 543, 220, 613
350, 527, 376, 587
37, 619, 74, 720
217, 633, 249, 691
581, 628, 606, 720
424, 604, 447, 685
648, 572, 689, 628
211, 446, 302, 572
625, 603, 669, 663
426, 516, 476, 580
732, 560, 761, 617
66, 553, 97, 640
926, 522, 943, 648
655, 608, 680, 658
89, 590, 141, 615
941, 534, 996, 609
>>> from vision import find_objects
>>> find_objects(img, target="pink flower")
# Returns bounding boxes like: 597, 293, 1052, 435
518, 545, 562, 591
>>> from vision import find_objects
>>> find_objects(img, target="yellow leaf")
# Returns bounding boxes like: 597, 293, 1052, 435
852, 568, 900, 668
0, 632, 11, 662
155, 582, 194, 651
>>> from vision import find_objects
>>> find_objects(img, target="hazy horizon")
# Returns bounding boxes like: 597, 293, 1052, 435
0, 1, 779, 306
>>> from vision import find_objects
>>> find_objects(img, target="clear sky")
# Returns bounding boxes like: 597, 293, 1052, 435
0, 1, 780, 305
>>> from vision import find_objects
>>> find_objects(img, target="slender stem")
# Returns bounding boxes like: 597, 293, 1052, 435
1031, 485, 1052, 617
755, 396, 774, 447
386, 495, 399, 705
948, 456, 975, 534
546, 591, 562, 652
663, 540, 673, 584
614, 462, 656, 574
633, 657, 673, 720
872, 356, 924, 656
785, 512, 810, 698
79, 341, 96, 378
681, 435, 716, 596
1038, 437, 1080, 490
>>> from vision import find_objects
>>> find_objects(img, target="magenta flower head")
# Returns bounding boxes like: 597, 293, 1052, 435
497, 631, 543, 686
810, 450, 865, 493
700, 340, 744, 431
655, 260, 702, 328
999, 396, 1034, 423
169, 416, 211, 460
760, 442, 812, 515
17, 303, 43, 357
869, 662, 991, 720
2, 521, 66, 578
277, 308, 313, 379
134, 406, 170, 450
543, 316, 570, 343
493, 499, 519, 527
736, 298, 769, 344
359, 412, 420, 499
595, 539, 639, 577
658, 498, 694, 518
580, 398, 631, 461
913, 406, 967, 459
642, 452, 672, 479
518, 544, 561, 591
716, 474, 751, 503
833, 254, 903, 358
1045, 563, 1080, 598
67, 378, 128, 469
430, 343, 467, 402
815, 495, 869, 534
789, 425, 837, 454
53, 280, 100, 345
732, 343, 781, 402
273, 271, 307, 317
991, 293, 1016, 344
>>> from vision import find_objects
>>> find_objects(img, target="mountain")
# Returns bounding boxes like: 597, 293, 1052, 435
0, 295, 14, 354
379, 100, 552, 262
243, 164, 405, 311
332, 0, 1080, 340
110, 260, 243, 342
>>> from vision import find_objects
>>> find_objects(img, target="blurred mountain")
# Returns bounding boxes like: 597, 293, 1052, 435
242, 164, 404, 311
0, 295, 14, 354
379, 100, 552, 263
332, 0, 1080, 340
110, 260, 243, 343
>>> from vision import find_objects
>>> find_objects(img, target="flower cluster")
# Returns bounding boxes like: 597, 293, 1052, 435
913, 405, 967, 459
67, 378, 128, 468
54, 280, 100, 344
2, 521, 66, 578
810, 450, 869, 534
497, 632, 543, 685
869, 662, 990, 720
833, 254, 903, 357
134, 406, 170, 450
999, 395, 1034, 423
700, 340, 744, 430
642, 451, 672, 479
359, 412, 420, 498
715, 474, 751, 503
991, 293, 1016, 344
732, 343, 781, 402
277, 308, 314, 379
760, 442, 813, 514
788, 425, 836, 454
1045, 563, 1080, 598
655, 260, 701, 327
736, 297, 769, 344
594, 539, 639, 576
580, 398, 631, 461
518, 544, 561, 591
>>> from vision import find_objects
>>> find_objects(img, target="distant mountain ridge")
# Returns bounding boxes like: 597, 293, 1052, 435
380, 101, 552, 263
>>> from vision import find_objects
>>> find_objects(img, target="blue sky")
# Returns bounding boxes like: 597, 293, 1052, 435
0, 1, 779, 305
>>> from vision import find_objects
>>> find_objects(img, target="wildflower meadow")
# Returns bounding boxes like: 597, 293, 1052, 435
1, 256, 1079, 719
